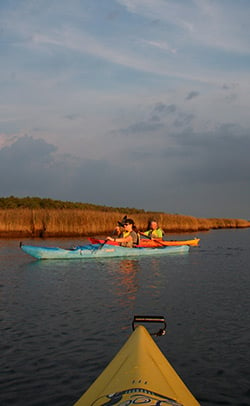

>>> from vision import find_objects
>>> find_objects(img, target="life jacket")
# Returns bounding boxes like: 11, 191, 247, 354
147, 228, 164, 239
120, 230, 139, 248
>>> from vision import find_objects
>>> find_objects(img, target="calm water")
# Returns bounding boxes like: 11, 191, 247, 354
1, 229, 249, 406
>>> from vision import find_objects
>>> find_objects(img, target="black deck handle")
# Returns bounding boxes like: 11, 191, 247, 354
132, 315, 166, 336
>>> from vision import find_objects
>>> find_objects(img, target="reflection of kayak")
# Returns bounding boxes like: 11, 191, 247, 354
74, 316, 200, 405
89, 237, 200, 247
20, 242, 189, 260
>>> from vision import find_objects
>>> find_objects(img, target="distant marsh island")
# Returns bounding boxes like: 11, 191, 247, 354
0, 197, 249, 238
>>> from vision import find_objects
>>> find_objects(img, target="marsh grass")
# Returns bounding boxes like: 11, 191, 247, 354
0, 208, 249, 237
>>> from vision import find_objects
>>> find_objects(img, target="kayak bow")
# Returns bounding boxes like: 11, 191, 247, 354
74, 316, 200, 405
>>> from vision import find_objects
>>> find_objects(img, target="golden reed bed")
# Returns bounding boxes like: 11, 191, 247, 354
0, 208, 249, 237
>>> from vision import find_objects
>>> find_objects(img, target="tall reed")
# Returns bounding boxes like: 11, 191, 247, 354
0, 208, 249, 237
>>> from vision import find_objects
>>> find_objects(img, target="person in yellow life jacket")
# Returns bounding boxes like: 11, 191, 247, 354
107, 218, 139, 248
143, 219, 165, 240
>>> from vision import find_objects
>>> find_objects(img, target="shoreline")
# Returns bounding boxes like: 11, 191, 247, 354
0, 208, 249, 238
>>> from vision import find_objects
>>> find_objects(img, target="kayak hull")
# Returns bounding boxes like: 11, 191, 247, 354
89, 237, 200, 247
74, 325, 200, 405
20, 243, 189, 260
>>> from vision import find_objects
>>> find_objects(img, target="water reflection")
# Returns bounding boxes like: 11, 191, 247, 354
107, 259, 141, 310
105, 257, 177, 316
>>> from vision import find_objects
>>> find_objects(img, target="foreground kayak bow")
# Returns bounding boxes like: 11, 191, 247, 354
74, 316, 200, 405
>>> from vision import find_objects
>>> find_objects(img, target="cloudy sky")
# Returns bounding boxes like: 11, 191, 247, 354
1, 0, 250, 218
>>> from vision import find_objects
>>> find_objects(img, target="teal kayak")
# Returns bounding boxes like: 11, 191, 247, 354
20, 243, 189, 260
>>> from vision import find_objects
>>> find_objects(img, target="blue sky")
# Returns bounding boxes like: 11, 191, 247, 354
1, 0, 250, 218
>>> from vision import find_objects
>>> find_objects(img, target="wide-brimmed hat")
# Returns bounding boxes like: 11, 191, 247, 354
118, 216, 134, 226
123, 218, 134, 225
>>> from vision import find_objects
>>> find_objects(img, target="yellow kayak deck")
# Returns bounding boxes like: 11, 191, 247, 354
74, 325, 200, 405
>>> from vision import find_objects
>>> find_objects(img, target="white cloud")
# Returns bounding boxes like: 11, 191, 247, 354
0, 134, 18, 149
139, 39, 177, 54
13, 27, 229, 86
2, 0, 250, 88
116, 0, 194, 32
116, 0, 250, 55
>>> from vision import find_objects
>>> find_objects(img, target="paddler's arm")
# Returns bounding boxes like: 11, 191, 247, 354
107, 235, 132, 243
140, 230, 152, 239
139, 232, 163, 241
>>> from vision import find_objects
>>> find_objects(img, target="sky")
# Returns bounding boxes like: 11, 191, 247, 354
0, 0, 250, 219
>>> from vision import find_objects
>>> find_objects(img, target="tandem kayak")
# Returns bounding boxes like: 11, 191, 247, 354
20, 242, 189, 260
74, 316, 200, 405
89, 237, 200, 247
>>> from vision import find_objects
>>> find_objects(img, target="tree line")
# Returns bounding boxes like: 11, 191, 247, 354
0, 196, 146, 214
